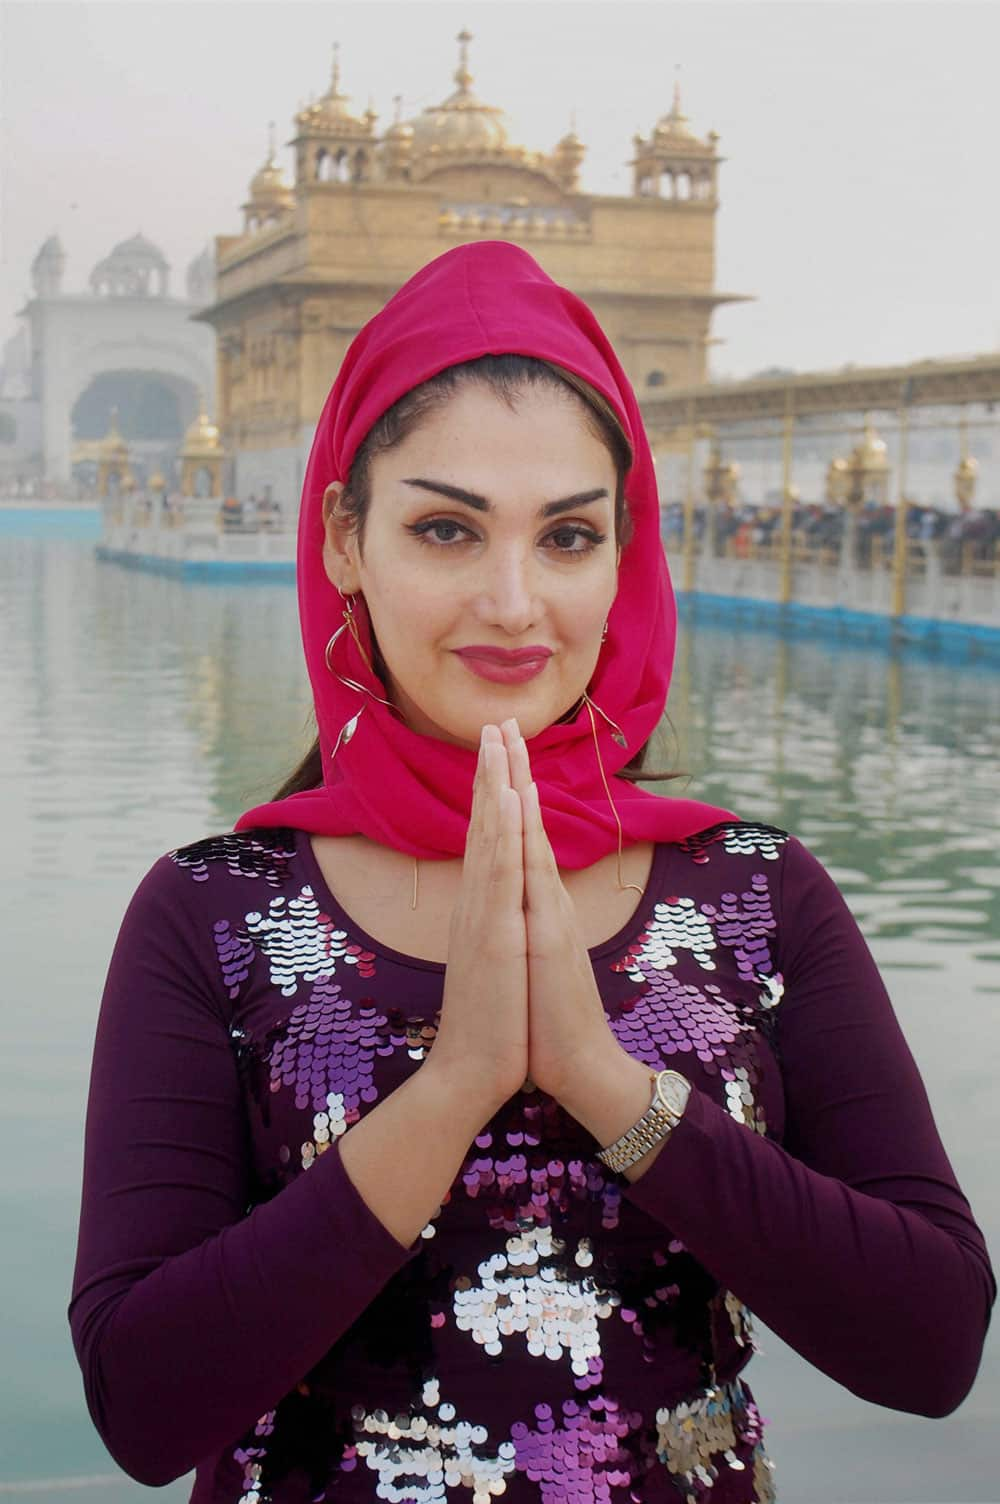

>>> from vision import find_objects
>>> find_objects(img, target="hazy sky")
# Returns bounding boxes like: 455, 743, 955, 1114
2, 0, 999, 380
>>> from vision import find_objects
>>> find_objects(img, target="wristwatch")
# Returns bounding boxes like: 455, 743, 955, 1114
596, 1069, 692, 1174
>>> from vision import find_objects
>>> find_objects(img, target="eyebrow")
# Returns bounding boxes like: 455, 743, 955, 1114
401, 477, 610, 519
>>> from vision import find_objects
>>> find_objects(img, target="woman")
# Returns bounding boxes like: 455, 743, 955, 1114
69, 243, 994, 1504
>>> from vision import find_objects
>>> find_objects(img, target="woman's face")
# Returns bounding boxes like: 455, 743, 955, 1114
323, 382, 620, 749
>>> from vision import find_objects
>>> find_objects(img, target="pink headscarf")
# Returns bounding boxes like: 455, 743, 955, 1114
236, 242, 733, 865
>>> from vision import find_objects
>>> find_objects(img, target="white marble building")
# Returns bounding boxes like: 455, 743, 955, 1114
2, 234, 216, 485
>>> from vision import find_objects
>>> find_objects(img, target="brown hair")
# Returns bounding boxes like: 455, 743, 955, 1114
272, 354, 683, 800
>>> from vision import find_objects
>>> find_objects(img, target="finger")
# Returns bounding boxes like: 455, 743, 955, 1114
463, 727, 498, 879
500, 718, 532, 795
473, 766, 524, 951
476, 737, 513, 871
492, 784, 524, 915
521, 778, 560, 908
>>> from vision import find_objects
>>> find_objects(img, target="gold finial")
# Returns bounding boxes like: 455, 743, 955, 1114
267, 120, 277, 162
668, 69, 691, 130
330, 41, 343, 97
393, 93, 403, 125
455, 28, 473, 90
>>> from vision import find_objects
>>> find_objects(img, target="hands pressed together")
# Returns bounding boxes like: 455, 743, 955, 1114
430, 719, 655, 1146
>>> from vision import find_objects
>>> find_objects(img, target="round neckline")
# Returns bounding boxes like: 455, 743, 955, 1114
294, 829, 671, 975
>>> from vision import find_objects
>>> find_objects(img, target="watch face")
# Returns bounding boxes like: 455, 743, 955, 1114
657, 1071, 691, 1119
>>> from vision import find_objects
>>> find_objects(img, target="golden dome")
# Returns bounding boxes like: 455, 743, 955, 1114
98, 410, 129, 458
297, 44, 372, 137
850, 419, 889, 470
409, 30, 513, 156
182, 401, 223, 459
654, 80, 698, 142
148, 470, 167, 491
385, 95, 414, 142
555, 125, 584, 155
644, 79, 716, 158
249, 123, 293, 205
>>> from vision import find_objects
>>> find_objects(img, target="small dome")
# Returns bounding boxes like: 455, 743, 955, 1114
554, 118, 584, 155
409, 30, 514, 156
104, 232, 168, 268
644, 80, 715, 158
90, 233, 170, 297
182, 402, 223, 459
297, 44, 372, 137
385, 95, 414, 143
851, 421, 888, 470
555, 132, 582, 155
250, 157, 289, 202
98, 410, 129, 458
248, 124, 292, 205
654, 81, 696, 141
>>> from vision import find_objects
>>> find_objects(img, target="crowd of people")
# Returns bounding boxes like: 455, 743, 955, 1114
660, 499, 1000, 573
219, 492, 285, 532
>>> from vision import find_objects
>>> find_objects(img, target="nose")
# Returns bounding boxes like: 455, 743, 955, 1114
474, 544, 542, 635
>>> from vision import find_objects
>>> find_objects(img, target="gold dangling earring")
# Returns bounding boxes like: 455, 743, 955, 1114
324, 592, 396, 710
323, 592, 400, 759
581, 693, 642, 897
340, 590, 376, 676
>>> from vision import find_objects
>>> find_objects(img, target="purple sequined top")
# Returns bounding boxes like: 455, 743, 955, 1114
69, 823, 995, 1504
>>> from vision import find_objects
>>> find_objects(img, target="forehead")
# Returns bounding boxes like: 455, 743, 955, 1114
379, 382, 614, 479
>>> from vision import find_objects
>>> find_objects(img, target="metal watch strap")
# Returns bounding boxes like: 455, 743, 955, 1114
596, 1070, 684, 1175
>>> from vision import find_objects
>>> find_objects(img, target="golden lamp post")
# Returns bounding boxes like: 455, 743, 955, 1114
180, 398, 226, 499
825, 417, 891, 590
953, 415, 978, 511
702, 443, 740, 554
96, 409, 134, 501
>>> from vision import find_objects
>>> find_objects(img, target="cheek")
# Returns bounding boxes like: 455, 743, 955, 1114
365, 561, 452, 647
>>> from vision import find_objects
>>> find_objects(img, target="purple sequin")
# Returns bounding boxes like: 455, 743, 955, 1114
214, 825, 787, 1502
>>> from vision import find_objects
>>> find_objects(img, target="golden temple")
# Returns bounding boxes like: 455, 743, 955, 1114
197, 32, 748, 500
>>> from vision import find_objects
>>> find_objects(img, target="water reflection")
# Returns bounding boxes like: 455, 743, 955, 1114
2, 531, 997, 1498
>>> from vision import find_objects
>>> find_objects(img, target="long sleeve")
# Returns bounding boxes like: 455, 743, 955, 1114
624, 835, 995, 1418
68, 857, 417, 1488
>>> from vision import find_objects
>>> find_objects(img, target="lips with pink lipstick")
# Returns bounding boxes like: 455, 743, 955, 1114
453, 646, 553, 685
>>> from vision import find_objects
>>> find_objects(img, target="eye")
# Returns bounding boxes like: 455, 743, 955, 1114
546, 525, 607, 556
405, 518, 474, 546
